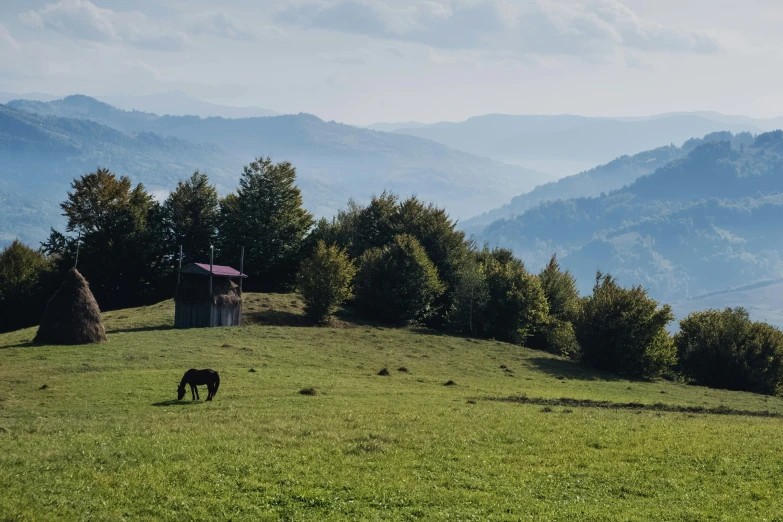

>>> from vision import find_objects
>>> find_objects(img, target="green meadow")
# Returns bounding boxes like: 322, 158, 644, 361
2, 294, 783, 521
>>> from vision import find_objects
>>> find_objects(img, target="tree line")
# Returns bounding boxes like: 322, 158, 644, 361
2, 157, 783, 396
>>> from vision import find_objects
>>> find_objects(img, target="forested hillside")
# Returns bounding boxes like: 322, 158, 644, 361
475, 131, 783, 323
462, 131, 756, 233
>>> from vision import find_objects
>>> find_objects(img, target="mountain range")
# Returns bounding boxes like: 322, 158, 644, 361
0, 96, 546, 248
388, 113, 783, 177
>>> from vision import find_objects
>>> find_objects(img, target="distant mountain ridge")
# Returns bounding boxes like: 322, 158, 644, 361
0, 97, 547, 248
391, 112, 776, 177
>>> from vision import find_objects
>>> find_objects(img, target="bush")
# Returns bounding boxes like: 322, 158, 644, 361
355, 234, 444, 324
296, 241, 356, 323
675, 308, 783, 395
575, 272, 675, 378
528, 318, 580, 358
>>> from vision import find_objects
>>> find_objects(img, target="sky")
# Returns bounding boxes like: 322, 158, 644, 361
1, 0, 782, 125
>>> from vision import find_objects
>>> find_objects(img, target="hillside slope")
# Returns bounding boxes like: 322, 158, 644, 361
461, 131, 755, 234
475, 131, 783, 323
2, 294, 783, 519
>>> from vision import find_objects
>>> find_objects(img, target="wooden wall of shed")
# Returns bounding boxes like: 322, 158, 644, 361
174, 301, 212, 328
175, 301, 242, 328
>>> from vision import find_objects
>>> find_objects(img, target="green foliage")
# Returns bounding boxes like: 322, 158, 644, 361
528, 318, 581, 358
317, 193, 470, 325
218, 157, 314, 291
43, 168, 170, 311
538, 254, 581, 323
477, 249, 549, 345
447, 255, 489, 336
297, 241, 357, 323
575, 272, 675, 378
163, 171, 219, 262
0, 240, 55, 333
355, 234, 444, 324
675, 308, 783, 395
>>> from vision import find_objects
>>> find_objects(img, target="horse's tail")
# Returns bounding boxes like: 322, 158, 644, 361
213, 372, 220, 397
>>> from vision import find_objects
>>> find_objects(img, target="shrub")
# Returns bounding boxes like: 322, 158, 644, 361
528, 317, 580, 358
675, 308, 783, 395
575, 272, 675, 378
478, 250, 549, 345
296, 241, 356, 323
354, 234, 444, 324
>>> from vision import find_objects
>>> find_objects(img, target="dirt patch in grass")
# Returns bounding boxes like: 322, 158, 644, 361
397, 367, 409, 373
444, 380, 456, 386
299, 388, 317, 396
489, 395, 783, 418
377, 368, 390, 376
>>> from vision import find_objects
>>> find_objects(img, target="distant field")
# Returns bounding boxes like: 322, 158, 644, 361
2, 294, 783, 520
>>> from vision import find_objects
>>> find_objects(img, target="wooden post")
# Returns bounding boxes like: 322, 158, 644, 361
239, 246, 245, 293
239, 246, 245, 326
177, 245, 183, 284
74, 232, 81, 269
209, 245, 214, 298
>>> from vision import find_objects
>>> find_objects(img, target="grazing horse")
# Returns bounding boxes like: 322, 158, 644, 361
177, 368, 220, 401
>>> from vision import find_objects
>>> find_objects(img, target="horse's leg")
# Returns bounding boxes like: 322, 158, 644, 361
190, 384, 196, 400
206, 382, 214, 401
195, 385, 200, 400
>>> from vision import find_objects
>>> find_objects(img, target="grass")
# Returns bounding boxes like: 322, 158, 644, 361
2, 293, 783, 520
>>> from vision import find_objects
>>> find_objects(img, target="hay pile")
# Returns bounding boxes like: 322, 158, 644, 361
34, 269, 107, 345
175, 276, 242, 307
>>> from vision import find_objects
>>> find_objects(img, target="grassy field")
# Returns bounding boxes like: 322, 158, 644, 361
2, 293, 783, 521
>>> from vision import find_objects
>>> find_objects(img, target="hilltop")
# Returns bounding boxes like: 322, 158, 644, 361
1, 294, 782, 519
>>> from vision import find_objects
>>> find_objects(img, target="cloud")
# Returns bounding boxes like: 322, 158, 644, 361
19, 0, 190, 51
0, 23, 21, 51
187, 12, 259, 41
274, 0, 720, 58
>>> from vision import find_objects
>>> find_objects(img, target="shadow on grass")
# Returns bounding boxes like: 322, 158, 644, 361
0, 341, 36, 350
243, 310, 311, 327
151, 400, 201, 407
106, 325, 174, 334
527, 357, 625, 382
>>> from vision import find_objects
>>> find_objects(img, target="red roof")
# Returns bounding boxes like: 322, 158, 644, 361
179, 263, 247, 278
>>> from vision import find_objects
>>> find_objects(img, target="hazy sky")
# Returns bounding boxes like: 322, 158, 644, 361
1, 0, 782, 124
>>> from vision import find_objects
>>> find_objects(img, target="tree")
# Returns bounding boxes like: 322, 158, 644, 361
448, 255, 489, 336
538, 254, 580, 323
163, 171, 219, 262
477, 249, 549, 345
297, 241, 357, 323
355, 234, 444, 324
575, 272, 675, 378
42, 168, 169, 310
0, 240, 55, 333
218, 157, 314, 291
675, 308, 783, 395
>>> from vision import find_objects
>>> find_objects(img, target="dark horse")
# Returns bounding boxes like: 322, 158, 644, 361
178, 369, 220, 401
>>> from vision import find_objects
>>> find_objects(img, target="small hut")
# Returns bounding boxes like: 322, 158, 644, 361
174, 263, 247, 328
35, 268, 107, 345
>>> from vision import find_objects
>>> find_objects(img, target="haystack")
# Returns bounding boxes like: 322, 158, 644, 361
34, 269, 107, 345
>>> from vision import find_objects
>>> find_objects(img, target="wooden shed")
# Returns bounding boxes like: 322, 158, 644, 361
174, 263, 247, 328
